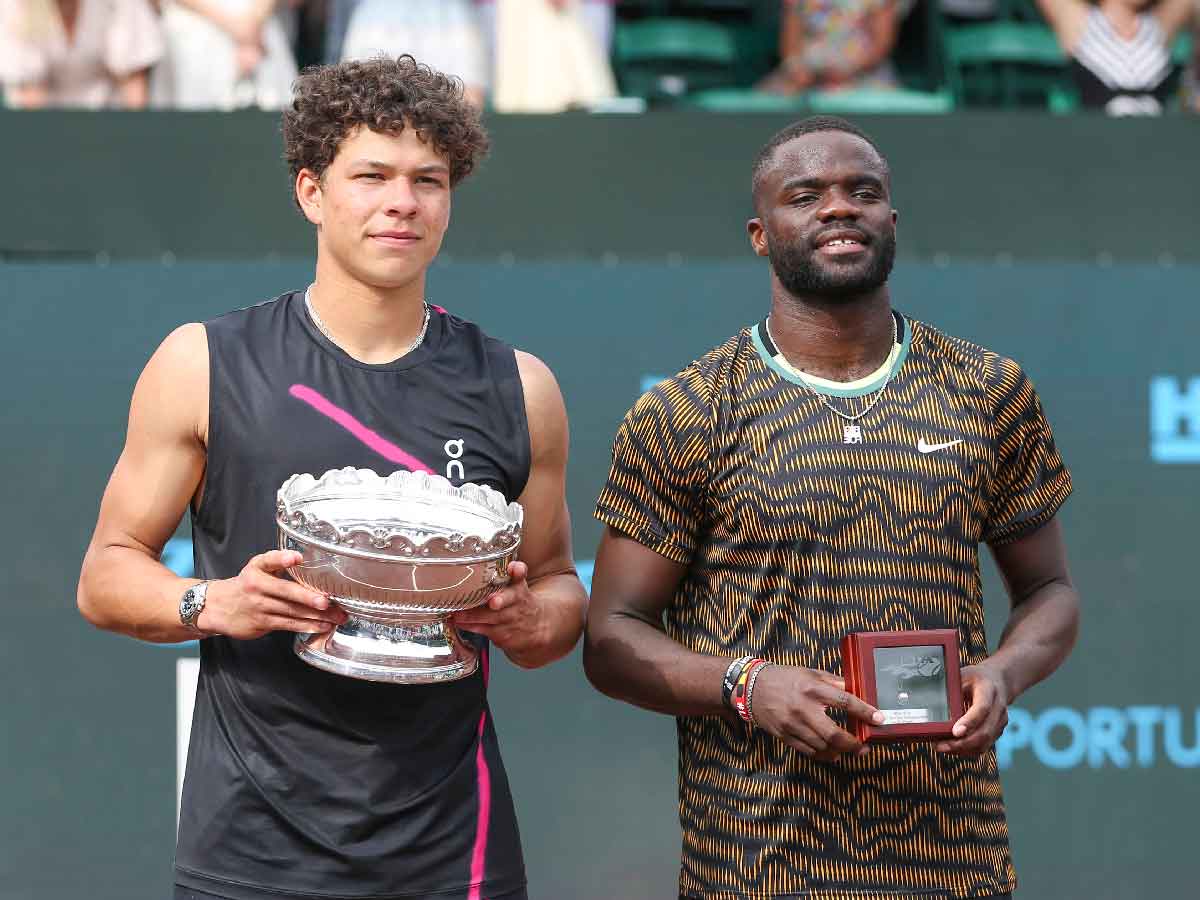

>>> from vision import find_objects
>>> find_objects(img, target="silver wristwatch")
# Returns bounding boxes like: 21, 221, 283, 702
179, 580, 210, 633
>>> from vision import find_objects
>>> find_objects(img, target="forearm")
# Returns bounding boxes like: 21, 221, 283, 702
116, 71, 149, 109
583, 612, 733, 718
78, 544, 200, 643
9, 82, 50, 108
984, 579, 1080, 702
507, 572, 587, 669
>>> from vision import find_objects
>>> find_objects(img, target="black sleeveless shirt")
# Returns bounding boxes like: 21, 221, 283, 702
175, 292, 530, 900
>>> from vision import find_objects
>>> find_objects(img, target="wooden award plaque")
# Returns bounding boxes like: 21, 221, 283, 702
840, 629, 964, 744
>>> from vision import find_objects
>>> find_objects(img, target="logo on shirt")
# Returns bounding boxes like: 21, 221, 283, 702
444, 438, 466, 481
1150, 376, 1200, 464
917, 438, 963, 454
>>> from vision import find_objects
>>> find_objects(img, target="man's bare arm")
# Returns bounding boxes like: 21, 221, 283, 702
938, 516, 1080, 754
77, 324, 343, 643
450, 351, 587, 669
584, 527, 882, 758
986, 516, 1080, 701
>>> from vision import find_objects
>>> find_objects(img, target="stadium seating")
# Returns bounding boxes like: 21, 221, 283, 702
941, 21, 1068, 108
612, 0, 1197, 111
613, 18, 741, 101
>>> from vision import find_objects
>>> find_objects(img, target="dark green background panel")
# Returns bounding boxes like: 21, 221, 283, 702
1, 258, 1197, 899
3, 111, 1199, 262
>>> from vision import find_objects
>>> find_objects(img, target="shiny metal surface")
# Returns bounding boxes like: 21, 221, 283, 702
277, 468, 522, 683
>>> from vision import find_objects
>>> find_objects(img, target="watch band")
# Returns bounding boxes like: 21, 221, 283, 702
180, 580, 210, 633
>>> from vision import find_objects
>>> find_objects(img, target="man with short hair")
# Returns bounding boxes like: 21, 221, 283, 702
77, 55, 586, 900
585, 116, 1080, 899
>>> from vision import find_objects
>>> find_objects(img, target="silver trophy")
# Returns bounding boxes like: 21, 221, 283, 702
276, 467, 523, 684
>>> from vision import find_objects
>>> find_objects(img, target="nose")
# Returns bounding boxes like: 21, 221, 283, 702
384, 178, 420, 219
816, 187, 861, 223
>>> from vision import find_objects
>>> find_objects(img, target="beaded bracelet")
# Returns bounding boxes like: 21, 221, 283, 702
744, 661, 772, 727
732, 658, 767, 722
721, 655, 755, 712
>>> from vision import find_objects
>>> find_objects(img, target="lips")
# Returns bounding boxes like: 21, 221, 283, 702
371, 231, 420, 247
814, 228, 869, 256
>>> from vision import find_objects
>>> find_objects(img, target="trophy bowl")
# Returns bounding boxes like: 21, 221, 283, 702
276, 467, 523, 684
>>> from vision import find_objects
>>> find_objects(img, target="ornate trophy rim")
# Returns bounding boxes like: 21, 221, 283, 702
276, 467, 523, 563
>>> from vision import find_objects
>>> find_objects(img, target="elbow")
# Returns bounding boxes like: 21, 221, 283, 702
76, 581, 104, 629
1063, 592, 1082, 653
76, 585, 102, 628
582, 631, 622, 700
76, 563, 112, 631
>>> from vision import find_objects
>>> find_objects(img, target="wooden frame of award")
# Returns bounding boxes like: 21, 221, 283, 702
840, 629, 964, 743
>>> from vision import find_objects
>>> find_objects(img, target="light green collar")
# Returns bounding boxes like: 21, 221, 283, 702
751, 312, 911, 398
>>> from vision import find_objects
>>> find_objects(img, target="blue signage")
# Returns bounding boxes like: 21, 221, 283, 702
997, 706, 1200, 770
1150, 376, 1200, 463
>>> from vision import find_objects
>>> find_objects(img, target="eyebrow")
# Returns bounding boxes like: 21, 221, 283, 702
349, 160, 450, 175
781, 174, 885, 191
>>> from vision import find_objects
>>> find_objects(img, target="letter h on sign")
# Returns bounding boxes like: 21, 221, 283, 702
1150, 377, 1200, 464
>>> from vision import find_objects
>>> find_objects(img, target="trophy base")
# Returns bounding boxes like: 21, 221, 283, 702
294, 615, 479, 684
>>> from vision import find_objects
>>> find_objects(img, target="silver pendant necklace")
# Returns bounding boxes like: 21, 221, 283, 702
304, 287, 431, 359
768, 313, 899, 445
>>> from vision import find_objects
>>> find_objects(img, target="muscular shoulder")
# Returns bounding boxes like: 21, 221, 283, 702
132, 322, 209, 446
148, 322, 208, 392
514, 350, 567, 465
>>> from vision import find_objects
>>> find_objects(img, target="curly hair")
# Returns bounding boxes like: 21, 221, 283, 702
282, 55, 490, 196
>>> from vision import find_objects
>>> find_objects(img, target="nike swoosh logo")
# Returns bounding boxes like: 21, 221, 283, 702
918, 438, 963, 454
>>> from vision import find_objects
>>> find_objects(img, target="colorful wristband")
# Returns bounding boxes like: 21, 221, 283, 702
722, 655, 755, 711
744, 661, 771, 727
732, 658, 767, 722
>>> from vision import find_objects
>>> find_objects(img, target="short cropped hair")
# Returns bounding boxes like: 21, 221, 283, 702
282, 55, 490, 194
752, 115, 889, 193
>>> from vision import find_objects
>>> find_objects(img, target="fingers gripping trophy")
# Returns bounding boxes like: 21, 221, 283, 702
276, 467, 523, 683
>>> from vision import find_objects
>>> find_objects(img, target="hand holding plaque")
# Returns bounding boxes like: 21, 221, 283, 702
840, 630, 965, 743
748, 664, 885, 759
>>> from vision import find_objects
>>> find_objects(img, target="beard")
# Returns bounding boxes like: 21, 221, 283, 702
768, 229, 896, 301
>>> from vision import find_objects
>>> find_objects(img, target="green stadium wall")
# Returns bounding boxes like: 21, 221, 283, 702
1, 111, 1197, 900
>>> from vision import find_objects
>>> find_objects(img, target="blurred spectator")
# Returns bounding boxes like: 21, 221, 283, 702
152, 0, 299, 110
1183, 0, 1200, 111
339, 0, 488, 108
322, 0, 355, 64
758, 0, 900, 94
1037, 0, 1194, 114
476, 0, 614, 60
490, 0, 617, 112
0, 0, 163, 109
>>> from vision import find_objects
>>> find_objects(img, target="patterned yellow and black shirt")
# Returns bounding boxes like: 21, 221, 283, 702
594, 313, 1072, 900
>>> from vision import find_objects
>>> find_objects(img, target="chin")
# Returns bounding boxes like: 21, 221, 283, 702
358, 264, 427, 290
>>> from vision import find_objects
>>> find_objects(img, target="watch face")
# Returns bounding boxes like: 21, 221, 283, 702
181, 588, 201, 623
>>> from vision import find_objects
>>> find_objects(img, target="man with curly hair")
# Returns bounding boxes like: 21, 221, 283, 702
77, 55, 585, 900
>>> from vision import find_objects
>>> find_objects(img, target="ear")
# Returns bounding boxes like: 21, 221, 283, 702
296, 168, 323, 226
746, 217, 769, 258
